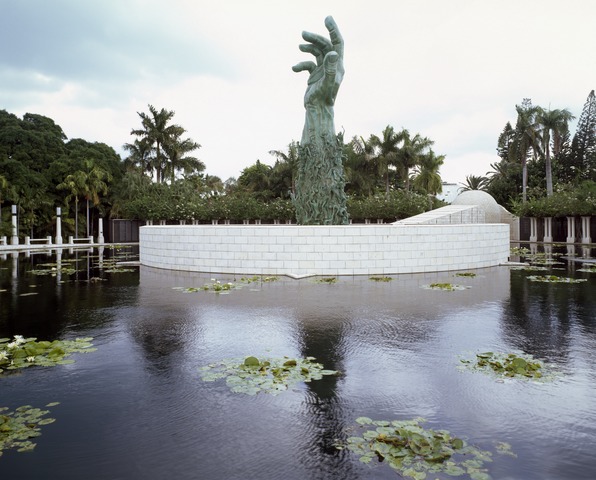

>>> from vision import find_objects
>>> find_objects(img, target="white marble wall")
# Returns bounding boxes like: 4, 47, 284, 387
139, 224, 510, 277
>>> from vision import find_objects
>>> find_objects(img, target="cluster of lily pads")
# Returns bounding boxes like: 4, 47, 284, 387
0, 335, 96, 373
369, 276, 392, 282
315, 277, 337, 284
29, 260, 79, 276
340, 416, 511, 480
0, 403, 60, 456
1, 335, 96, 456
578, 263, 596, 273
422, 283, 469, 291
173, 276, 280, 295
527, 275, 587, 284
459, 351, 555, 380
199, 355, 338, 395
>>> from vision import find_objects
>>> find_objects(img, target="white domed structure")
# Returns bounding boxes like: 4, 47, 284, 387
452, 190, 502, 223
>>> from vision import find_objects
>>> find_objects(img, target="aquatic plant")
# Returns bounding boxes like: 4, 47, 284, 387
459, 352, 557, 380
577, 263, 596, 273
527, 275, 587, 283
508, 265, 549, 271
199, 356, 338, 395
423, 283, 468, 291
510, 246, 530, 256
369, 276, 392, 282
29, 266, 78, 276
201, 280, 236, 293
454, 272, 476, 278
340, 416, 503, 479
315, 277, 337, 284
0, 336, 96, 373
239, 275, 279, 284
0, 403, 60, 455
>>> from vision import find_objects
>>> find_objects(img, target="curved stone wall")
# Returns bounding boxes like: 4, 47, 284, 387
139, 224, 510, 278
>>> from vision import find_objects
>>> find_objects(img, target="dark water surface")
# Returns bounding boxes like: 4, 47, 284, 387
1, 245, 595, 480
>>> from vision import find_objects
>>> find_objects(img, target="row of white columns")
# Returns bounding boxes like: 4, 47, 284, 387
529, 216, 592, 244
8, 206, 104, 246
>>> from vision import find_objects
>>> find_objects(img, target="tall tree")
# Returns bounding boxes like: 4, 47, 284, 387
412, 149, 444, 196
461, 175, 489, 191
536, 106, 575, 196
570, 90, 596, 181
57, 159, 111, 237
509, 99, 541, 202
129, 105, 197, 184
368, 125, 403, 196
269, 141, 299, 198
394, 129, 434, 191
344, 135, 377, 196
163, 132, 203, 183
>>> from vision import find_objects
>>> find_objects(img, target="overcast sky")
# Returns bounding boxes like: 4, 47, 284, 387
2, 0, 595, 185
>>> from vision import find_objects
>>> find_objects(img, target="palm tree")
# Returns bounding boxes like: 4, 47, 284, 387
510, 100, 541, 202
412, 149, 444, 196
269, 141, 299, 197
163, 133, 203, 183
394, 129, 434, 191
130, 105, 185, 183
344, 136, 377, 196
368, 125, 404, 196
58, 160, 111, 237
461, 175, 489, 191
536, 107, 575, 196
122, 138, 153, 177
57, 170, 87, 237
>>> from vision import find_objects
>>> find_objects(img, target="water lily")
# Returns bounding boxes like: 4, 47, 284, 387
26, 356, 35, 362
0, 351, 8, 361
6, 342, 17, 349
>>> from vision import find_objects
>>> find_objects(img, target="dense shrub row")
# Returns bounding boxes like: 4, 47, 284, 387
513, 181, 596, 217
119, 188, 430, 223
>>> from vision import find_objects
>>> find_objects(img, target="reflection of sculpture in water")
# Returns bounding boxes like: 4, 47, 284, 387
292, 16, 349, 225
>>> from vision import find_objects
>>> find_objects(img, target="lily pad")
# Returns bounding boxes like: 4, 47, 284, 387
0, 402, 59, 456
199, 356, 339, 395
339, 417, 501, 479
0, 335, 96, 374
369, 276, 392, 282
459, 351, 558, 381
527, 275, 587, 283
422, 283, 469, 291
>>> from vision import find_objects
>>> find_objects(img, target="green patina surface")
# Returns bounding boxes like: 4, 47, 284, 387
292, 16, 349, 225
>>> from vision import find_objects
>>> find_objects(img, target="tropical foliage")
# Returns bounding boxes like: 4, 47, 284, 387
487, 92, 594, 213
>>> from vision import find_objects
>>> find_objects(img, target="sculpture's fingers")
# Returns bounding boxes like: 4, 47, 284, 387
301, 30, 332, 53
292, 61, 316, 73
323, 51, 339, 77
324, 16, 344, 58
299, 43, 323, 64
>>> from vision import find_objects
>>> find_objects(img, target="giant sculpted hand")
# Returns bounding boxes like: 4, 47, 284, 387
291, 16, 348, 225
292, 16, 344, 144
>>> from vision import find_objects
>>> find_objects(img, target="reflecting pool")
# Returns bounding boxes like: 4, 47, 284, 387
1, 245, 595, 479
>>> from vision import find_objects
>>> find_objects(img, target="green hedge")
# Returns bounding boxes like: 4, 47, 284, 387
513, 182, 596, 217
118, 187, 430, 223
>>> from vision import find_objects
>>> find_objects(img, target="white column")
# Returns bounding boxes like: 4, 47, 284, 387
529, 217, 538, 242
98, 217, 105, 244
581, 216, 592, 244
543, 217, 553, 243
55, 207, 63, 245
11, 205, 18, 245
566, 216, 575, 244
